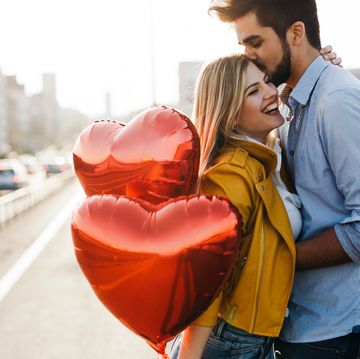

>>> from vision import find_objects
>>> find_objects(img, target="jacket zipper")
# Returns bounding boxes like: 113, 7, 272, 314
252, 221, 265, 331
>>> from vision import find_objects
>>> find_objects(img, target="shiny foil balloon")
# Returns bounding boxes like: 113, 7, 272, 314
71, 194, 241, 355
73, 106, 200, 204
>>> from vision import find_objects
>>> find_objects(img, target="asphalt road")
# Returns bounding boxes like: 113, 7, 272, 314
0, 180, 164, 359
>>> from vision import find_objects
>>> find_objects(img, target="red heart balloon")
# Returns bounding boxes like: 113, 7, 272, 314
71, 194, 241, 355
73, 106, 200, 204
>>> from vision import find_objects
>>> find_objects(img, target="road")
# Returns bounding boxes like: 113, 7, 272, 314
0, 179, 167, 359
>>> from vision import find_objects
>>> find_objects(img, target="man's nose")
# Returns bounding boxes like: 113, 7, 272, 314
245, 47, 257, 60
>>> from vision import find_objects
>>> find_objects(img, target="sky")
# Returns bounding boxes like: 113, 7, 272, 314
0, 0, 359, 117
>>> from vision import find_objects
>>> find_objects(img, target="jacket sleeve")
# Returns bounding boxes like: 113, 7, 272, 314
192, 292, 223, 327
201, 163, 255, 234
192, 163, 255, 327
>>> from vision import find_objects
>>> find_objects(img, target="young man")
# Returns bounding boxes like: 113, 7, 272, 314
207, 0, 360, 358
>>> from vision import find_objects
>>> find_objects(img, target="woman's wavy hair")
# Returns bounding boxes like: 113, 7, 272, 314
193, 53, 250, 186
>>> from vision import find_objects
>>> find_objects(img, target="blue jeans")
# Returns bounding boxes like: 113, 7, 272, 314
275, 326, 360, 359
171, 319, 275, 359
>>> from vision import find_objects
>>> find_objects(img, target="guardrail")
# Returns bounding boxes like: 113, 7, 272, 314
0, 170, 75, 227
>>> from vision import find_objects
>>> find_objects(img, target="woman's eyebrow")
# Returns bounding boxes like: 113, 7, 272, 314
245, 75, 268, 92
245, 82, 259, 92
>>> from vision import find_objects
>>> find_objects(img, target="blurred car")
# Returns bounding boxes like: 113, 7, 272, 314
18, 155, 46, 185
0, 159, 29, 190
42, 156, 71, 176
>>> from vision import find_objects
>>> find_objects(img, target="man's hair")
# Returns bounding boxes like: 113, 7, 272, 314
209, 0, 321, 49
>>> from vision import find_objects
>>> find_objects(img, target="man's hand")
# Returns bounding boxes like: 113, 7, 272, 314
320, 45, 342, 66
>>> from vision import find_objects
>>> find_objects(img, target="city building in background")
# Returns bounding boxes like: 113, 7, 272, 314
105, 92, 112, 119
5, 75, 31, 154
29, 73, 58, 153
350, 69, 360, 80
0, 69, 9, 154
177, 61, 203, 117
0, 70, 90, 157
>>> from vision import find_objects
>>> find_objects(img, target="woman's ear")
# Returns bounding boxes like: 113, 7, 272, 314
287, 21, 306, 46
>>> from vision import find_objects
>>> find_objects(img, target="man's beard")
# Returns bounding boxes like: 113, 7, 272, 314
254, 40, 292, 87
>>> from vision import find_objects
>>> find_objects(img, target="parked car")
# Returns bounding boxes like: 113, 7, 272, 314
0, 159, 29, 190
42, 156, 71, 176
18, 155, 46, 185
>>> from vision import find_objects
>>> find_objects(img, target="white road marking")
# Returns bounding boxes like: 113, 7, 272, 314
0, 191, 84, 302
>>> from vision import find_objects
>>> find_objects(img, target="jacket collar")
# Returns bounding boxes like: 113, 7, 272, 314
221, 139, 277, 176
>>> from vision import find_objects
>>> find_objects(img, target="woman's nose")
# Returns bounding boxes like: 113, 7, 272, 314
264, 82, 277, 98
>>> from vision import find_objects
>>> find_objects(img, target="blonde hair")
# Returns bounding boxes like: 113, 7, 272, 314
193, 53, 250, 186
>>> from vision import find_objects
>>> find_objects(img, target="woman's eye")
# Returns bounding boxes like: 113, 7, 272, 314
264, 77, 275, 87
248, 88, 258, 95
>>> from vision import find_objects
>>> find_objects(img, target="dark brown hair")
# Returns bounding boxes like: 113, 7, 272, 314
209, 0, 321, 49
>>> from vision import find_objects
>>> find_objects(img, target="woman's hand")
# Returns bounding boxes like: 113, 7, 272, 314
320, 45, 342, 66
178, 325, 212, 359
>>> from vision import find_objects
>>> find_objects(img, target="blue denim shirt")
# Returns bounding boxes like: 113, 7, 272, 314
279, 56, 360, 342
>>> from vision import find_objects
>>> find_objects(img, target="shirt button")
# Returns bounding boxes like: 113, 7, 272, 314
290, 150, 294, 156
260, 185, 265, 191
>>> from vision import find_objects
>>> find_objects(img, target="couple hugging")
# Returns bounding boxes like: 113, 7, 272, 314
171, 1, 360, 358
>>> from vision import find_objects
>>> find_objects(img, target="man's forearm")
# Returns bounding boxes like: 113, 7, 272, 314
296, 227, 351, 270
178, 325, 212, 359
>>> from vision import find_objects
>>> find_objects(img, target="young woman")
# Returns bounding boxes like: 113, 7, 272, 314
171, 54, 302, 359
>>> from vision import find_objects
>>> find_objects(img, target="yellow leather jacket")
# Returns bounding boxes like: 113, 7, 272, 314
194, 140, 296, 337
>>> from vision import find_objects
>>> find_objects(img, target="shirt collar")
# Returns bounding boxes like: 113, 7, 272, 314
290, 55, 329, 106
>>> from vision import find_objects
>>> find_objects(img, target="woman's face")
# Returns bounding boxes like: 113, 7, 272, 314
236, 62, 284, 143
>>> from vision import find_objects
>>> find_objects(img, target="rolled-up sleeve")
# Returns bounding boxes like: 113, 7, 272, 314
321, 88, 360, 262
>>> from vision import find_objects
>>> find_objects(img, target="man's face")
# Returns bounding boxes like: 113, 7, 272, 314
234, 12, 291, 86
